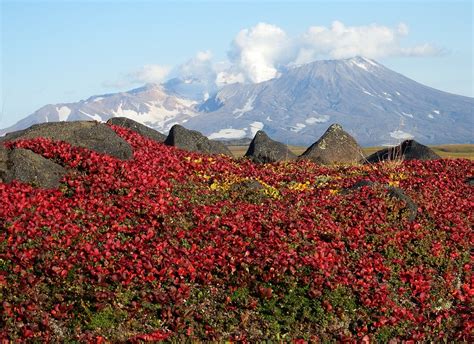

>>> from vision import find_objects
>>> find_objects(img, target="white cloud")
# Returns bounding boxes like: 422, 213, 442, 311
167, 51, 219, 99
109, 21, 441, 90
216, 71, 245, 86
196, 50, 213, 62
128, 64, 171, 84
224, 21, 440, 84
400, 43, 441, 57
397, 23, 409, 36
228, 22, 292, 83
294, 21, 440, 63
174, 50, 215, 80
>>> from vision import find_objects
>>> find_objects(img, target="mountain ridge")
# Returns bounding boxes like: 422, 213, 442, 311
2, 57, 473, 146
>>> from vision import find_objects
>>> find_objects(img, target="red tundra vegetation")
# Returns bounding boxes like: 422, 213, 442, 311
1, 125, 473, 341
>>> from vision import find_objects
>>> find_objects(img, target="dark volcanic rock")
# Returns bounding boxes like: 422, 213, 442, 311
164, 125, 232, 156
107, 117, 166, 143
0, 121, 133, 160
386, 186, 418, 222
230, 179, 265, 193
299, 124, 364, 164
228, 179, 267, 203
365, 140, 441, 163
341, 179, 376, 194
245, 130, 296, 163
2, 148, 67, 188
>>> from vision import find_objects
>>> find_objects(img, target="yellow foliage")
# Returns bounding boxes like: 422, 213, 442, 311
208, 175, 281, 199
388, 172, 407, 187
288, 181, 311, 191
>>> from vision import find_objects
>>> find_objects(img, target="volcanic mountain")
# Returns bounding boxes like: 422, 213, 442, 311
2, 57, 473, 146
191, 57, 473, 146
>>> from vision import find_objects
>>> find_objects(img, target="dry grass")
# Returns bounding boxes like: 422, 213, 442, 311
228, 144, 474, 160
430, 144, 474, 159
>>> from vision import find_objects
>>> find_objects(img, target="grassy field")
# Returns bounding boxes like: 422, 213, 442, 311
229, 144, 474, 160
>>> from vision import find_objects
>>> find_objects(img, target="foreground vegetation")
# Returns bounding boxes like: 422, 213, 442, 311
1, 126, 472, 341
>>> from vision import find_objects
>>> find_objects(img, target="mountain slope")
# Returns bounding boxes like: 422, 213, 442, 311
0, 84, 198, 136
188, 57, 473, 146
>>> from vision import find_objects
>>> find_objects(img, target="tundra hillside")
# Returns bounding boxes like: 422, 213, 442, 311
0, 124, 473, 341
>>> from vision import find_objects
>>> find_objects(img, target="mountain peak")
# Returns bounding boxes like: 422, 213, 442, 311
344, 56, 381, 71
290, 56, 382, 76
128, 83, 163, 95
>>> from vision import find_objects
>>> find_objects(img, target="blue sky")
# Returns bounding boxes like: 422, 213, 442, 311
1, 0, 472, 128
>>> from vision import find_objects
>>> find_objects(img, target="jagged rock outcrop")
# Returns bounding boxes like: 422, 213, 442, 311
1, 147, 67, 188
365, 140, 441, 163
164, 125, 232, 156
0, 121, 133, 160
107, 117, 166, 143
245, 131, 296, 163
299, 124, 364, 164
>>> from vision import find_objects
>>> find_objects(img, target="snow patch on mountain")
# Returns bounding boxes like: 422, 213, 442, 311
350, 60, 369, 71
56, 106, 71, 121
233, 95, 256, 118
80, 111, 103, 122
249, 121, 264, 137
208, 128, 247, 140
305, 115, 330, 124
291, 123, 306, 132
390, 130, 414, 140
361, 57, 379, 67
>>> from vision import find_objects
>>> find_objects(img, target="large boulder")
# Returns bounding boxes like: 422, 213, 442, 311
365, 140, 441, 163
299, 124, 364, 164
245, 131, 296, 163
1, 148, 67, 188
0, 121, 133, 160
107, 117, 166, 143
164, 125, 232, 156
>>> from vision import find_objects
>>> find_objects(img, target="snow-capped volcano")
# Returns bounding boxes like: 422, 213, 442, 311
2, 57, 473, 146
188, 56, 473, 145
